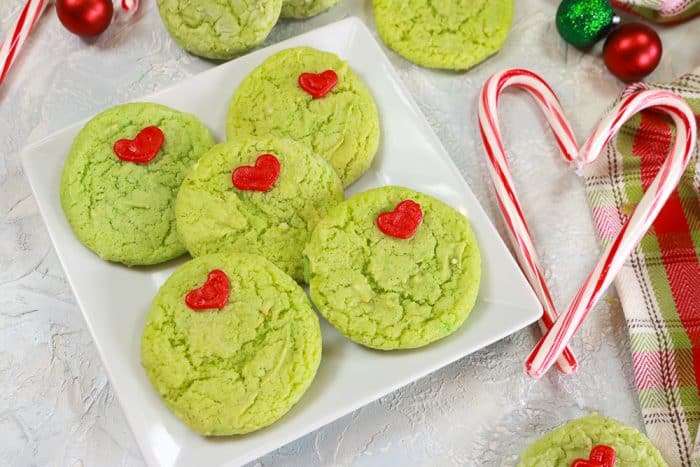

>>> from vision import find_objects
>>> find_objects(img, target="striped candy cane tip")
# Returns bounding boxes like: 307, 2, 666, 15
0, 0, 47, 86
525, 91, 697, 378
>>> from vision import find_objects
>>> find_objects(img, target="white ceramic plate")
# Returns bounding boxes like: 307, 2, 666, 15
22, 17, 542, 467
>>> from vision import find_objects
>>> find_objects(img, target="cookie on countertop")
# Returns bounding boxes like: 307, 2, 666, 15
281, 0, 340, 18
304, 186, 481, 350
519, 414, 668, 466
156, 0, 282, 60
226, 46, 380, 187
141, 252, 322, 435
373, 0, 514, 70
175, 138, 344, 282
60, 102, 215, 266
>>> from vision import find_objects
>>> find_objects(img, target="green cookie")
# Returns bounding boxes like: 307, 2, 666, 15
156, 0, 282, 60
141, 253, 322, 436
176, 138, 344, 282
281, 0, 340, 18
519, 414, 668, 466
60, 102, 215, 266
373, 0, 514, 70
304, 186, 481, 350
226, 47, 380, 187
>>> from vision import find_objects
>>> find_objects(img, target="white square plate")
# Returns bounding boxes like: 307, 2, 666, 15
21, 17, 542, 467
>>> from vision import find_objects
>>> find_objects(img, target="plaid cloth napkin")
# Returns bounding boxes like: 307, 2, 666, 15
612, 0, 700, 22
583, 69, 700, 466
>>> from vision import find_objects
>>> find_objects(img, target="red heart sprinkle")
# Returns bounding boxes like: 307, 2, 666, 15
377, 200, 423, 239
113, 126, 164, 163
571, 445, 616, 467
298, 70, 338, 98
185, 270, 230, 311
232, 154, 281, 192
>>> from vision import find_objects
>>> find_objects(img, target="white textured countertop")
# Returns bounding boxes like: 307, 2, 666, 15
2, 1, 699, 466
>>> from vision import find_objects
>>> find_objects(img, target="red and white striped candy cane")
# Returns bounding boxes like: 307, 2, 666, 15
478, 69, 580, 374
0, 0, 47, 86
525, 89, 697, 378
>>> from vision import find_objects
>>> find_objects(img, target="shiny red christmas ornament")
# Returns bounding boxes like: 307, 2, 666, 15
603, 23, 662, 82
56, 0, 114, 37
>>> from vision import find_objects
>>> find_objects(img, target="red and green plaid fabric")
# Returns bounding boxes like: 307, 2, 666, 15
612, 0, 700, 23
584, 69, 700, 466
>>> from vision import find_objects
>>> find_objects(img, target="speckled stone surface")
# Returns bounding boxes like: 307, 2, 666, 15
2, 1, 699, 466
304, 186, 481, 350
141, 253, 322, 436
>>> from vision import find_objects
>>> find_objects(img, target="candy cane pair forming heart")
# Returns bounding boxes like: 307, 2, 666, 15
478, 68, 698, 378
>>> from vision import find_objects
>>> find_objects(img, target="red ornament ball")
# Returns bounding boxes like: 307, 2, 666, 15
56, 0, 113, 37
603, 23, 662, 82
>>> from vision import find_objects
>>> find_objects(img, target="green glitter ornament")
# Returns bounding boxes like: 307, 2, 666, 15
556, 0, 618, 48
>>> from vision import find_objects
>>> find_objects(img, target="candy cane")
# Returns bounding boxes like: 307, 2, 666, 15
0, 0, 47, 86
525, 89, 697, 378
478, 69, 580, 374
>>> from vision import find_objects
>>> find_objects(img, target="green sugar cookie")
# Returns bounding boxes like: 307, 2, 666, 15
60, 102, 215, 266
304, 186, 481, 350
281, 0, 340, 18
141, 253, 322, 435
175, 138, 344, 282
226, 47, 380, 187
373, 0, 514, 70
156, 0, 282, 60
519, 414, 668, 466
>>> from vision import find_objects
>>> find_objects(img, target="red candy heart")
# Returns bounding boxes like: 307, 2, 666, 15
571, 445, 616, 467
377, 200, 423, 239
298, 70, 338, 98
232, 154, 281, 192
113, 126, 164, 163
185, 270, 230, 311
